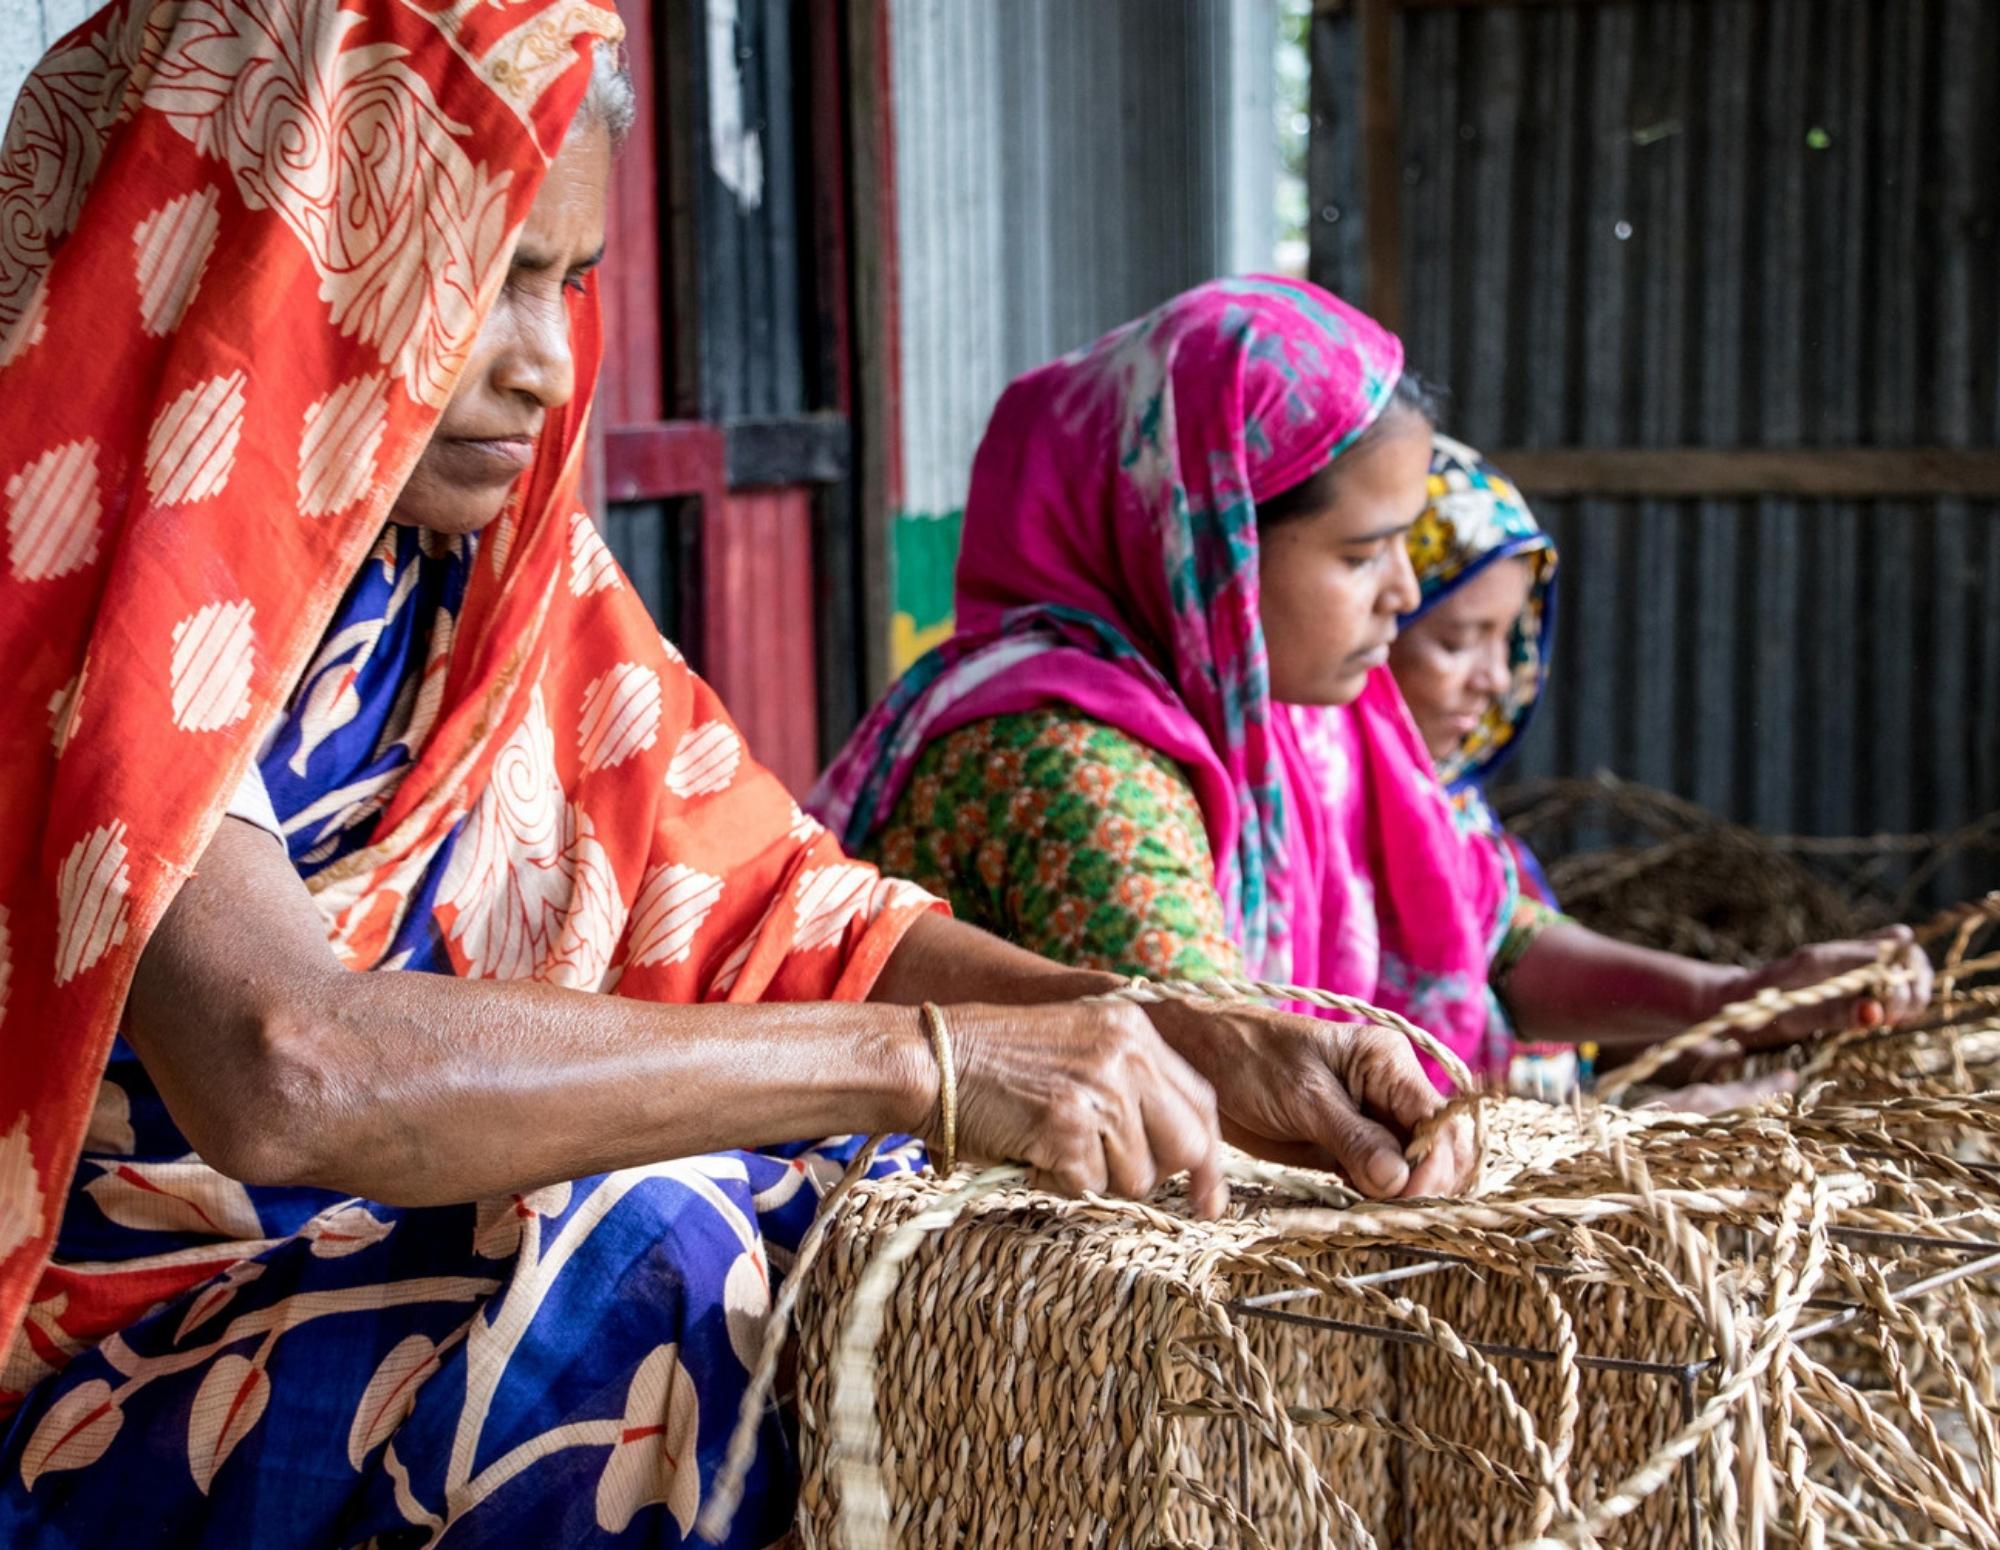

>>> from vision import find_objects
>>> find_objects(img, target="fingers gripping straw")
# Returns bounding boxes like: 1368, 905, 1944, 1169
698, 972, 1481, 1544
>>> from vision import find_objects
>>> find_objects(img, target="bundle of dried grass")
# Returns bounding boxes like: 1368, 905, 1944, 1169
1496, 774, 2000, 965
783, 1106, 1998, 1548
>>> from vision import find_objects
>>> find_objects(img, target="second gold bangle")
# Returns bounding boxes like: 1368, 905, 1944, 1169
919, 1002, 958, 1176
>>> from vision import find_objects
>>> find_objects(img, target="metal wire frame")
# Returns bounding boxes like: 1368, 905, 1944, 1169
1177, 1223, 2000, 1550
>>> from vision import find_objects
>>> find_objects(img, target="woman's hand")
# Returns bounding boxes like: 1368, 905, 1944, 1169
1716, 926, 1934, 1049
942, 1002, 1227, 1216
871, 916, 1478, 1210
1140, 1000, 1476, 1200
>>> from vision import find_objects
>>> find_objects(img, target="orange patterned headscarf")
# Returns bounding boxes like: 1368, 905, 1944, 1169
0, 0, 932, 1364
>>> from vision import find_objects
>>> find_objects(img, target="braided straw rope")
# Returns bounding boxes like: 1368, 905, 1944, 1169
705, 899, 2000, 1547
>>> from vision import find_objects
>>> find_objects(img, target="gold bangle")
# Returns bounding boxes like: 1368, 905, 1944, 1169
919, 1002, 958, 1176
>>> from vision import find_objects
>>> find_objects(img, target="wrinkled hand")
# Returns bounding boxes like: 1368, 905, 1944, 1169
1144, 1000, 1477, 1200
1722, 926, 1934, 1049
942, 1002, 1227, 1216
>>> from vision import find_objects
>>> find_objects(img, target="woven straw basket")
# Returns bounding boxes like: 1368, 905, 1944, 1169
787, 1077, 1999, 1548
754, 896, 2000, 1549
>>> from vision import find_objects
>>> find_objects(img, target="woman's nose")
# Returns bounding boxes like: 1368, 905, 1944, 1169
490, 299, 576, 411
1471, 636, 1510, 696
1381, 537, 1421, 615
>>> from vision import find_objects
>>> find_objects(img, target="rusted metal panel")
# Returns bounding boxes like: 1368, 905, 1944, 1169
702, 487, 822, 798
884, 0, 1280, 673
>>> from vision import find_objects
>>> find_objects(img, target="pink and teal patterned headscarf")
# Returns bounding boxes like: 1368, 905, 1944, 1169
812, 277, 1507, 1084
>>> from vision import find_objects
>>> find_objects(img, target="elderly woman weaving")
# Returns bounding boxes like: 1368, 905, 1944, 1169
814, 281, 1931, 1094
0, 6, 1471, 1545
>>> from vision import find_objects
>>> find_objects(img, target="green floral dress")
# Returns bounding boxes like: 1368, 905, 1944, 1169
861, 710, 1241, 979
863, 709, 1565, 1007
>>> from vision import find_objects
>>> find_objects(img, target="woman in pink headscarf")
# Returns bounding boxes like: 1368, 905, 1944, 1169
815, 277, 1516, 1084
814, 278, 1930, 1093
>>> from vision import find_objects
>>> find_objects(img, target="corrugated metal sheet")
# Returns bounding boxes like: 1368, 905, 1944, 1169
887, 0, 1278, 664
0, 0, 97, 122
1312, 0, 2000, 900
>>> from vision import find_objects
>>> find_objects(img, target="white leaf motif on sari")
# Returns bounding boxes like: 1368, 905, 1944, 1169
175, 1259, 265, 1343
3, 1291, 83, 1400
594, 1344, 701, 1536
168, 599, 257, 732
791, 866, 928, 955
285, 588, 402, 776
297, 372, 388, 517
705, 927, 757, 998
145, 0, 515, 407
132, 185, 222, 336
0, 1112, 45, 1264
721, 1248, 770, 1371
54, 822, 131, 984
472, 1196, 529, 1260
790, 865, 876, 953
304, 1202, 395, 1258
625, 863, 723, 971
144, 369, 246, 505
83, 1158, 264, 1240
347, 1333, 441, 1469
663, 721, 740, 800
6, 437, 101, 582
187, 1354, 269, 1493
577, 662, 663, 772
19, 1378, 123, 1489
568, 509, 620, 596
84, 1077, 135, 1155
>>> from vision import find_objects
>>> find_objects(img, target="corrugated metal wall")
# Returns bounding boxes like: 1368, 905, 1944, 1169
886, 0, 1279, 669
1313, 0, 2000, 900
0, 0, 94, 118
665, 0, 815, 422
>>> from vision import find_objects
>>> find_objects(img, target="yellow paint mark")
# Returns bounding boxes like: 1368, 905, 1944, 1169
891, 611, 956, 675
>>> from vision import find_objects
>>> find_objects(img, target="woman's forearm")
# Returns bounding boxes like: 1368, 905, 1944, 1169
128, 822, 940, 1205
272, 974, 938, 1202
132, 824, 1469, 1213
867, 910, 1124, 1008
311, 910, 1148, 1199
1499, 920, 1736, 1050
